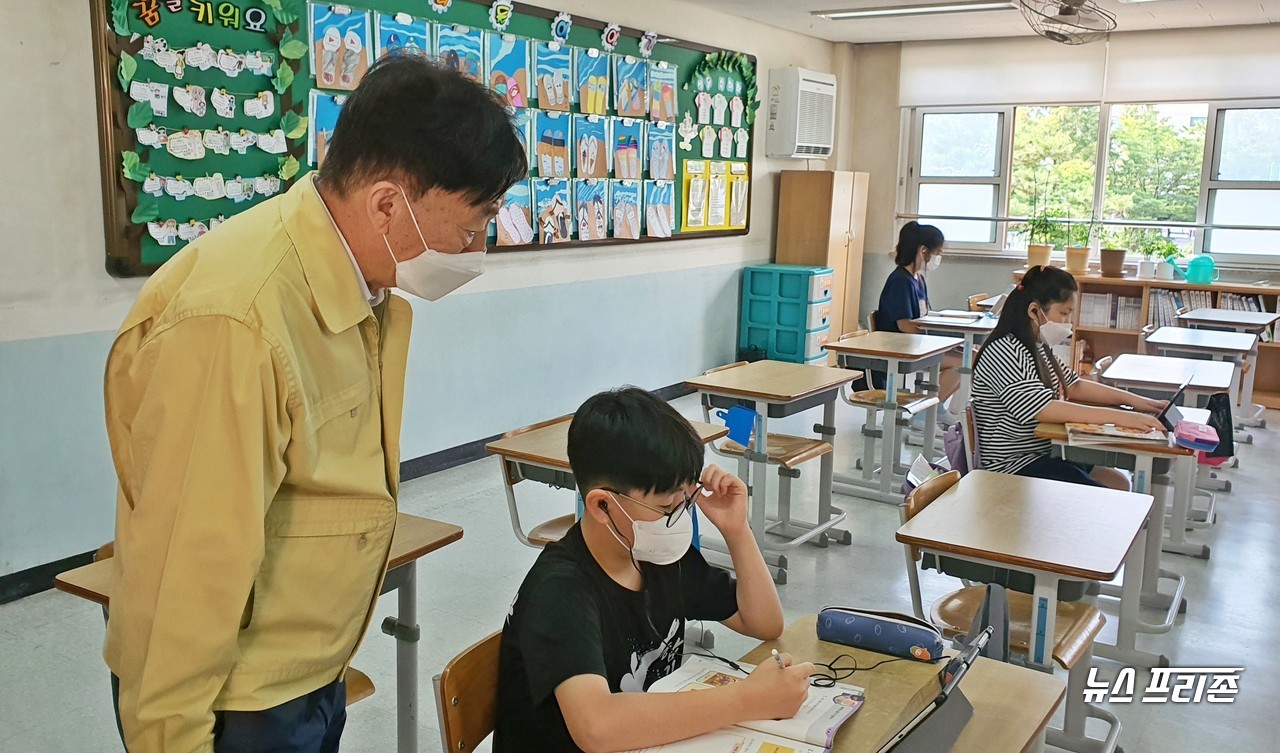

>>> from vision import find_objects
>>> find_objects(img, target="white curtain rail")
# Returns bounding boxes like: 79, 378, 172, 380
896, 213, 1280, 233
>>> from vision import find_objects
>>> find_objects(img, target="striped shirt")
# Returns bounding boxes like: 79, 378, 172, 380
971, 334, 1079, 474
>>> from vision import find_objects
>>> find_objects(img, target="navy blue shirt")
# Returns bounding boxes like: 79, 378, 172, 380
875, 266, 929, 333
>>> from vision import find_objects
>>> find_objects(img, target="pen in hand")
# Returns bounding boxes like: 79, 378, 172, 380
772, 648, 786, 669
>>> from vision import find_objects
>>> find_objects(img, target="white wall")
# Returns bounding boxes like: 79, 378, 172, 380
0, 0, 836, 576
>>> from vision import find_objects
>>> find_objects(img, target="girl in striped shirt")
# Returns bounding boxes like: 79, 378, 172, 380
970, 265, 1166, 489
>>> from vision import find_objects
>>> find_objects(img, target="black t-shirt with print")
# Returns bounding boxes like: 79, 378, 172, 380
494, 522, 739, 752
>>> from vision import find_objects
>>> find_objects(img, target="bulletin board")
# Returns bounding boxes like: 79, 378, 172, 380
92, 0, 758, 277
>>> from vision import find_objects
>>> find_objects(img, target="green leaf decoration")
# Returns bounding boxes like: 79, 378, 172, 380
121, 151, 149, 182
267, 0, 302, 24
110, 0, 131, 37
272, 61, 295, 95
117, 52, 138, 92
281, 111, 308, 140
279, 30, 308, 60
278, 155, 301, 181
131, 196, 160, 224
126, 101, 154, 129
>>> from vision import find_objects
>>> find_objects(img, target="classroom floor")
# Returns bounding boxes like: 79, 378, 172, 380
1, 396, 1276, 753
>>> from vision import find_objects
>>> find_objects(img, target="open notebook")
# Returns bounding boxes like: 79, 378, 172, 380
1066, 422, 1168, 447
626, 656, 864, 753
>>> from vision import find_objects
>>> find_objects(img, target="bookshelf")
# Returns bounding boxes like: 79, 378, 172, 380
1012, 270, 1280, 408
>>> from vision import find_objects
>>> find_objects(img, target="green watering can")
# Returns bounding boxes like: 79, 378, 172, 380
1170, 254, 1219, 285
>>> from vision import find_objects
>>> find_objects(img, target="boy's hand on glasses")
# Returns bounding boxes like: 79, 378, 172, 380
736, 652, 813, 721
696, 464, 749, 538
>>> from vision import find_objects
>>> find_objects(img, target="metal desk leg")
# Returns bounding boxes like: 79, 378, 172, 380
922, 364, 939, 463
1163, 453, 1210, 559
879, 368, 899, 500
1239, 345, 1266, 429
381, 563, 419, 753
749, 409, 787, 584
816, 398, 851, 546
1029, 574, 1060, 670
955, 332, 975, 409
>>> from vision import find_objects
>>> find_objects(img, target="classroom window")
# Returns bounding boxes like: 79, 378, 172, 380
910, 109, 1008, 249
919, 112, 1001, 177
917, 184, 997, 243
1205, 106, 1280, 258
1009, 105, 1100, 249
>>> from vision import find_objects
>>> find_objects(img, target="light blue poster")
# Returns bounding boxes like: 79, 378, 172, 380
534, 179, 573, 243
308, 90, 346, 167
574, 179, 609, 241
309, 5, 372, 92
574, 48, 610, 116
649, 61, 678, 122
644, 180, 675, 238
535, 110, 571, 179
613, 118, 644, 180
573, 115, 609, 180
534, 41, 571, 111
495, 180, 535, 245
614, 56, 648, 119
437, 25, 484, 83
510, 109, 533, 172
375, 12, 431, 59
611, 180, 642, 239
648, 122, 676, 181
487, 35, 530, 108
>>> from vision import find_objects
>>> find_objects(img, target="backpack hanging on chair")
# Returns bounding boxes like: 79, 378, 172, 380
1204, 392, 1235, 460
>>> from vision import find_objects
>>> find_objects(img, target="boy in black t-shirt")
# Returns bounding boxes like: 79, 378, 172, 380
495, 387, 813, 752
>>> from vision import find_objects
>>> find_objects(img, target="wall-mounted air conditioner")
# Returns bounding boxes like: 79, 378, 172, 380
765, 67, 837, 159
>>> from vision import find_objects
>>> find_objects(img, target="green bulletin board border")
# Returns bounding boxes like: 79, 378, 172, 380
93, 0, 756, 277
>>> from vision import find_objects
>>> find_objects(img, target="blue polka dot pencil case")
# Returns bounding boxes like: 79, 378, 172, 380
817, 606, 945, 662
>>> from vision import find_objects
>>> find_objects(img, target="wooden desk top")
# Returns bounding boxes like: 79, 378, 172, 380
1036, 422, 1194, 457
825, 331, 963, 360
54, 513, 463, 607
485, 418, 728, 469
894, 470, 1152, 581
741, 616, 1064, 753
1179, 307, 1280, 328
682, 360, 861, 403
1102, 353, 1235, 391
913, 315, 998, 334
1146, 327, 1257, 353
977, 295, 1001, 310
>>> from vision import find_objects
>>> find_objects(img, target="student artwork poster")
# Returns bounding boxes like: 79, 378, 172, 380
510, 109, 533, 171
534, 41, 571, 112
375, 13, 430, 60
644, 180, 675, 238
574, 115, 609, 180
437, 25, 485, 83
613, 118, 644, 180
495, 181, 536, 246
574, 48, 610, 116
308, 91, 345, 167
310, 5, 371, 92
612, 180, 642, 240
488, 35, 530, 109
614, 56, 648, 119
535, 111, 571, 179
534, 179, 573, 244
574, 180, 609, 241
648, 122, 676, 181
649, 61, 678, 122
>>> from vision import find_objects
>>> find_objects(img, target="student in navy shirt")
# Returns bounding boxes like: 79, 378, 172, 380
872, 222, 961, 421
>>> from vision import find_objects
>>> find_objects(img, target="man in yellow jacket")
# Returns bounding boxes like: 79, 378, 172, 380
103, 56, 526, 753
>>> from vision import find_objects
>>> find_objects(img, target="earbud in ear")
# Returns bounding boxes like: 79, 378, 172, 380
598, 500, 608, 511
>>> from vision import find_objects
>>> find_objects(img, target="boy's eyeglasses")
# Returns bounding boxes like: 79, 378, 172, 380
604, 485, 704, 528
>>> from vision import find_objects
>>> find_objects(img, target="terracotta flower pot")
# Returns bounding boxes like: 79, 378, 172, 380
1065, 246, 1090, 274
1027, 244, 1052, 269
1099, 248, 1127, 278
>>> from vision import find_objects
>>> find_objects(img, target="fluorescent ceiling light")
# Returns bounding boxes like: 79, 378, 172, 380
814, 1, 1015, 19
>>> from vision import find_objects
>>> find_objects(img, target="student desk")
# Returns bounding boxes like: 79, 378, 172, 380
484, 416, 729, 548
54, 513, 463, 753
1177, 307, 1279, 431
912, 315, 997, 410
1146, 326, 1259, 443
684, 360, 862, 583
825, 332, 963, 505
741, 615, 1065, 753
895, 470, 1153, 672
975, 294, 1001, 311
1101, 353, 1235, 402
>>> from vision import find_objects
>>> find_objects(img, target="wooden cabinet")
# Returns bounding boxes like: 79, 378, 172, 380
774, 170, 870, 338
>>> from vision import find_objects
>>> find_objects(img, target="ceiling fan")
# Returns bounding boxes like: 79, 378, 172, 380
1018, 0, 1117, 45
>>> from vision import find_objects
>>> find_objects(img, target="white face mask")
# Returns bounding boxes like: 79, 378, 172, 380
926, 254, 942, 272
1036, 309, 1073, 348
382, 185, 485, 301
605, 494, 694, 566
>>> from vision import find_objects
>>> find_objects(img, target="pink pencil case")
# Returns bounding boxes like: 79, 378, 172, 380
1174, 421, 1219, 452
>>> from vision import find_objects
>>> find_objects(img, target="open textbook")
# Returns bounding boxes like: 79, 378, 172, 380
1066, 422, 1167, 447
626, 656, 864, 753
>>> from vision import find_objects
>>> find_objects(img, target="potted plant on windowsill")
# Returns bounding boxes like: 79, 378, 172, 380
1130, 229, 1160, 279
1152, 236, 1182, 281
1024, 212, 1055, 268
1063, 220, 1093, 275
1098, 227, 1128, 278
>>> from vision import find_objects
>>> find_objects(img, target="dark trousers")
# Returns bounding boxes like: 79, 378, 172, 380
112, 674, 347, 753
1015, 456, 1101, 487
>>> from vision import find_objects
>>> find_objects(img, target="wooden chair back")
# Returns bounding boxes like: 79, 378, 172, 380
867, 311, 878, 332
904, 470, 961, 523
436, 631, 502, 752
967, 293, 989, 311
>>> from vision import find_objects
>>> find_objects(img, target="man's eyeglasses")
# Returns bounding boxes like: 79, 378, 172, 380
604, 485, 704, 528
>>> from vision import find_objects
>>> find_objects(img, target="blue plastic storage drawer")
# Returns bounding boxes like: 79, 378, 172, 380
770, 325, 831, 363
743, 264, 834, 304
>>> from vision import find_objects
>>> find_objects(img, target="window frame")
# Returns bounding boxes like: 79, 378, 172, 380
902, 97, 1280, 267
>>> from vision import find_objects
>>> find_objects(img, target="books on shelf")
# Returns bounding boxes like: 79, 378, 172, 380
628, 655, 864, 753
1079, 293, 1140, 330
1066, 422, 1168, 447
